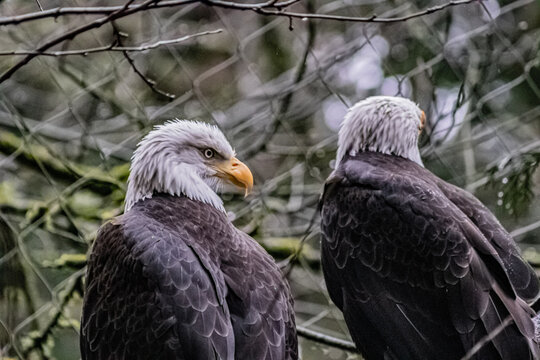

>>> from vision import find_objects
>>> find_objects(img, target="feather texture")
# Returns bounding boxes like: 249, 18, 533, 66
81, 194, 297, 360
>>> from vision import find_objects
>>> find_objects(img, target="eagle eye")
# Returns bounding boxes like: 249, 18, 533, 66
203, 148, 215, 159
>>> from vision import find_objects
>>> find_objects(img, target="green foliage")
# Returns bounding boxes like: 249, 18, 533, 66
487, 152, 540, 216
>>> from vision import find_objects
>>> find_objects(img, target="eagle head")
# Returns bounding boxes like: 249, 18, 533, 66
125, 120, 253, 212
335, 96, 426, 167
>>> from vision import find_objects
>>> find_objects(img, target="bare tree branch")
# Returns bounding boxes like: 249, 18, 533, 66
0, 0, 152, 84
120, 43, 176, 100
206, 0, 478, 23
0, 1, 191, 26
460, 316, 513, 360
241, 0, 316, 159
0, 0, 479, 83
0, 30, 222, 57
108, 24, 176, 100
296, 325, 358, 353
34, 0, 44, 12
511, 219, 540, 239
0, 0, 478, 27
0, 0, 293, 26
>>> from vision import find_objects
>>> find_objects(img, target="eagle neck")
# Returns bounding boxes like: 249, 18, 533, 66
125, 159, 225, 213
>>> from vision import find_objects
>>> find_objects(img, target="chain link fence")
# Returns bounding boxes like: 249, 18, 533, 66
0, 0, 539, 359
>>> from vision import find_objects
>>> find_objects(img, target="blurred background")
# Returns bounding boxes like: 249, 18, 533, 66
0, 0, 539, 359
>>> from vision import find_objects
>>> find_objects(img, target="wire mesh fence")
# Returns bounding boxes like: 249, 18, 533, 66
0, 0, 539, 359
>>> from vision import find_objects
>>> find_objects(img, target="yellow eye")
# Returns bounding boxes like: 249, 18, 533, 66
204, 148, 215, 159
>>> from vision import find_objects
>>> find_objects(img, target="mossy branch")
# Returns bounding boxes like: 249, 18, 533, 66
0, 130, 127, 195
21, 274, 84, 358
42, 253, 87, 270
260, 237, 320, 268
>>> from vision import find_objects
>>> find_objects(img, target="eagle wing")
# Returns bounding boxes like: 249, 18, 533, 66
321, 154, 538, 360
80, 213, 234, 360
437, 180, 539, 302
221, 230, 298, 360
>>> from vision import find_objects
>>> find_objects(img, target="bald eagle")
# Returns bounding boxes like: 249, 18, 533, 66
80, 121, 298, 360
320, 96, 540, 360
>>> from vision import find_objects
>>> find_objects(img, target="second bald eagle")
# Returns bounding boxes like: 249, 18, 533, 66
321, 96, 539, 359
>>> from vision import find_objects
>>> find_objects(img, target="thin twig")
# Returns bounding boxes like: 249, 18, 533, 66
0, 0, 291, 26
296, 325, 358, 353
242, 0, 316, 159
0, 0, 479, 83
460, 316, 513, 360
511, 219, 540, 238
111, 24, 175, 100
0, 30, 222, 57
206, 0, 478, 23
0, 0, 478, 27
34, 0, 44, 12
121, 45, 176, 100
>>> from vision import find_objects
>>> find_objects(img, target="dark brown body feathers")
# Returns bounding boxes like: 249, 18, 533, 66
81, 194, 297, 360
321, 152, 539, 360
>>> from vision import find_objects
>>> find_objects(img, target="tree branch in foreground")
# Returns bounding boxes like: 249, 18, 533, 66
460, 316, 513, 360
0, 30, 222, 57
0, 0, 293, 26
0, 0, 153, 84
206, 0, 478, 23
0, 0, 479, 27
0, 0, 478, 83
121, 49, 177, 100
296, 325, 358, 353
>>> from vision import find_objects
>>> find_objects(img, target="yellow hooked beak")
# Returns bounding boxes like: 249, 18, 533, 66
419, 110, 426, 133
215, 157, 253, 197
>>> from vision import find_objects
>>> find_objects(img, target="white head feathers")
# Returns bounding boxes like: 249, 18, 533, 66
125, 120, 235, 212
335, 96, 425, 167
